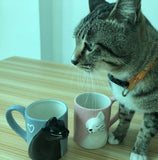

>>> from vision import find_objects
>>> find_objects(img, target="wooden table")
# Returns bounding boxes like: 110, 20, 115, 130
0, 57, 158, 160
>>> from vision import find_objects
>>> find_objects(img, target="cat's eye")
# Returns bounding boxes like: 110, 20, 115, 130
90, 43, 95, 48
84, 42, 94, 52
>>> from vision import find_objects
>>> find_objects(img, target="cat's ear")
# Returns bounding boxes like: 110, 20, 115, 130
97, 111, 105, 121
89, 0, 108, 12
109, 0, 141, 24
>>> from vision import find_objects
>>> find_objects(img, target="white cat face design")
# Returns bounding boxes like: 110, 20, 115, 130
85, 111, 106, 134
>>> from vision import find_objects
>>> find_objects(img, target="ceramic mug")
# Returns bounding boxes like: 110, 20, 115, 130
74, 92, 118, 149
6, 99, 68, 158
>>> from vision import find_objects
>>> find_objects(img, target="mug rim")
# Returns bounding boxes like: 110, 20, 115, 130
26, 99, 68, 122
74, 92, 112, 111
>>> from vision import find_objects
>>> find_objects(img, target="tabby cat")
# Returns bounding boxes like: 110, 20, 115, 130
71, 0, 158, 160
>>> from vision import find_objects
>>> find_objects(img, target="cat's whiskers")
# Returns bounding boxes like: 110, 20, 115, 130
92, 69, 111, 91
78, 70, 96, 93
73, 68, 90, 93
83, 72, 93, 92
90, 72, 94, 90
71, 67, 82, 92
89, 72, 97, 110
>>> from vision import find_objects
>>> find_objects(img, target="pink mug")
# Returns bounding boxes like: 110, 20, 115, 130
74, 92, 118, 149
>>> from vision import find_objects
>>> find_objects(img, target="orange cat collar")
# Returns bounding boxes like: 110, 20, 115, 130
122, 61, 155, 97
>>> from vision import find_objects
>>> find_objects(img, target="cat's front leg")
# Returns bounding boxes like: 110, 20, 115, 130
108, 104, 135, 144
130, 112, 158, 160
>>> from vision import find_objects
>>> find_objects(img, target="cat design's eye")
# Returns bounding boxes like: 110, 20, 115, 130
50, 128, 54, 132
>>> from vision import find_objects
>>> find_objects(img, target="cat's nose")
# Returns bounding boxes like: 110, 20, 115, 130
71, 59, 79, 65
71, 55, 79, 65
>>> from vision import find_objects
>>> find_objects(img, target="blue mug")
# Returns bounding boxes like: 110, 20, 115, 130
6, 99, 68, 158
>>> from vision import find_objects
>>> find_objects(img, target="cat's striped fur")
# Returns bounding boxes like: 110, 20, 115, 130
71, 0, 158, 160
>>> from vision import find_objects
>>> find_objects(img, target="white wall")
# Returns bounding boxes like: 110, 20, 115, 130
39, 0, 89, 63
61, 0, 89, 64
39, 0, 63, 62
0, 0, 40, 60
142, 0, 158, 30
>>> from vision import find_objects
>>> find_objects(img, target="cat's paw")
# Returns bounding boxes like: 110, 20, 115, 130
130, 152, 148, 160
108, 132, 119, 145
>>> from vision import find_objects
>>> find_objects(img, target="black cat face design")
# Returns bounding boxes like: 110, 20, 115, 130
43, 117, 69, 139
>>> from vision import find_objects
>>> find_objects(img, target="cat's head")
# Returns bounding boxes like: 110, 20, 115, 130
72, 0, 145, 76
43, 117, 69, 140
86, 111, 106, 134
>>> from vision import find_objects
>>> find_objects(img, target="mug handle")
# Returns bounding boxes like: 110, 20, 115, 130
6, 105, 27, 141
109, 97, 119, 127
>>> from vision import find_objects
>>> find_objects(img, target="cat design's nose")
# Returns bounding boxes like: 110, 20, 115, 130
89, 129, 93, 132
71, 55, 79, 65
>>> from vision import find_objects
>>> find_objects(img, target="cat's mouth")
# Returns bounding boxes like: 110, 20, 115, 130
80, 63, 95, 72
71, 56, 95, 72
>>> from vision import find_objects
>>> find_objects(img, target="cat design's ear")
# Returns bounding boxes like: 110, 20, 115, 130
89, 0, 108, 12
45, 117, 57, 127
109, 0, 141, 24
97, 111, 105, 121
